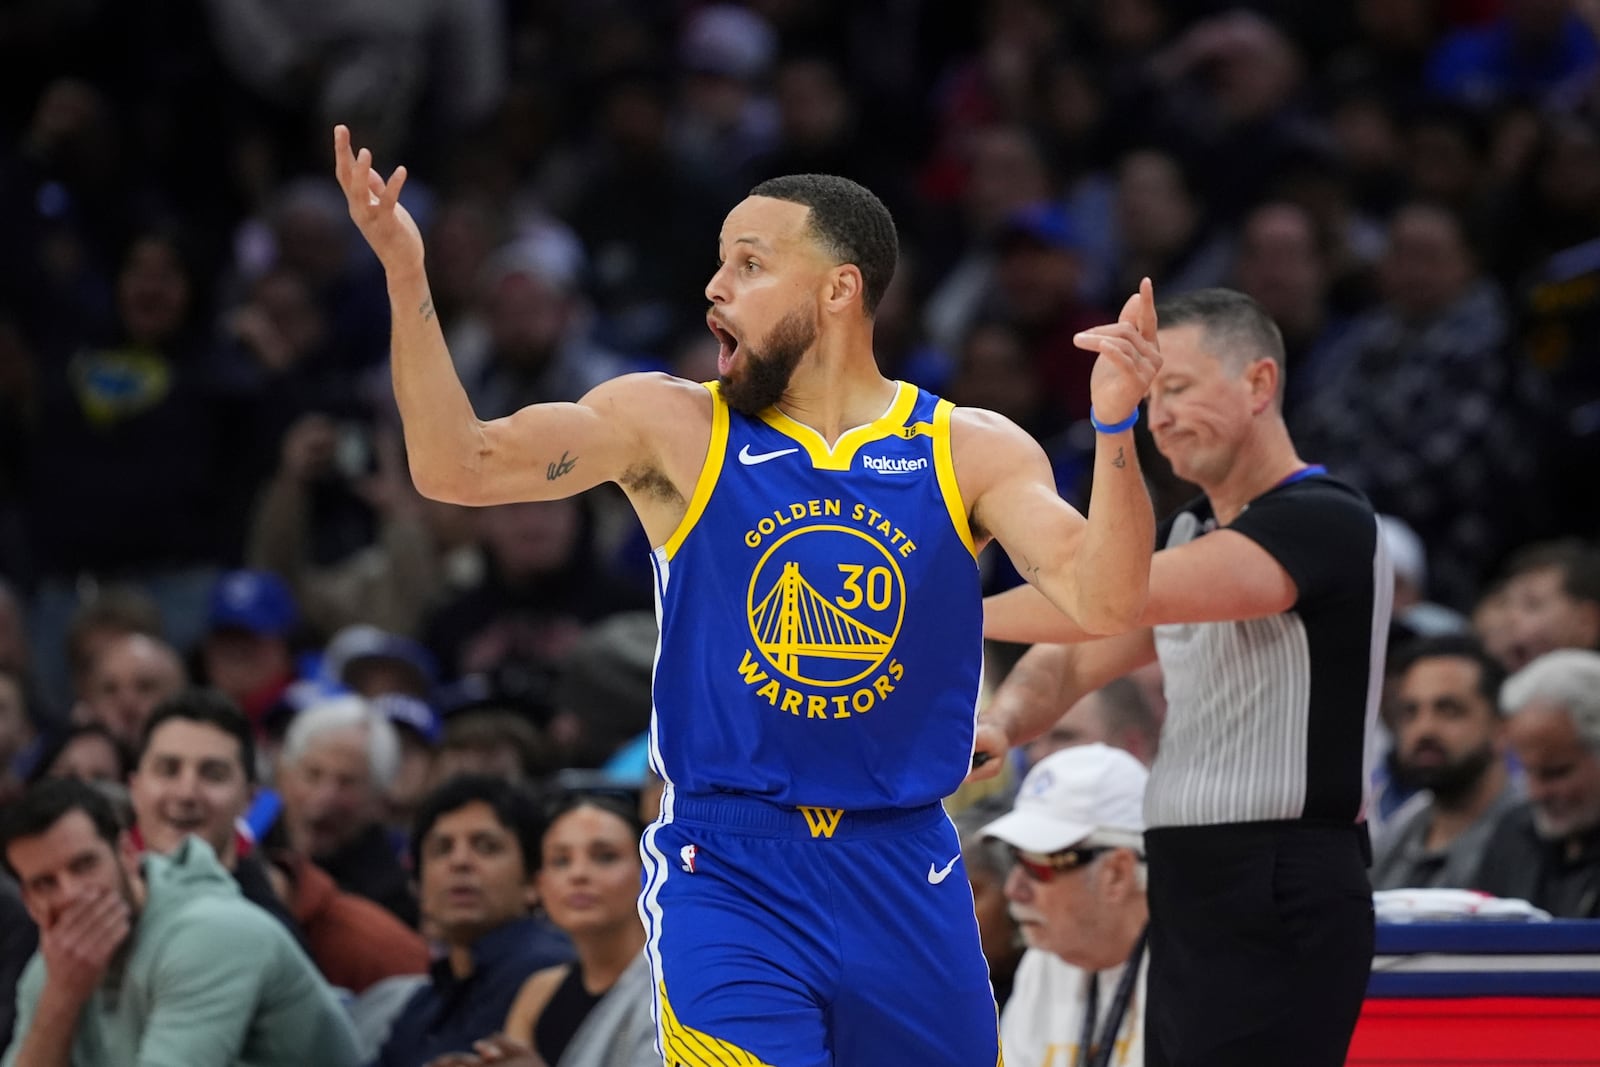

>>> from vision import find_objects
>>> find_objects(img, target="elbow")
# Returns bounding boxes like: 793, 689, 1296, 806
407, 425, 489, 505
1075, 592, 1148, 637
408, 456, 476, 506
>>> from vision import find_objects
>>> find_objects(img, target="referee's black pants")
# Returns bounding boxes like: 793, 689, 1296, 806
1144, 820, 1374, 1067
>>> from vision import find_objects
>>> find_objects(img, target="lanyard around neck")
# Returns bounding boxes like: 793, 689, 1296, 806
1075, 926, 1148, 1067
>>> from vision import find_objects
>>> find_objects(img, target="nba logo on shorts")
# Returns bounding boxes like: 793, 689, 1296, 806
680, 844, 698, 873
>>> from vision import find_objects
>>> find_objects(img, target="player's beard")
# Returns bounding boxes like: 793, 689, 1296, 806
720, 306, 816, 416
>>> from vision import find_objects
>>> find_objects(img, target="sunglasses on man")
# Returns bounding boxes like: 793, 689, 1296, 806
1007, 844, 1111, 883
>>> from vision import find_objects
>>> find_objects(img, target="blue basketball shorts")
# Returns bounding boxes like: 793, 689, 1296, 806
637, 792, 1003, 1067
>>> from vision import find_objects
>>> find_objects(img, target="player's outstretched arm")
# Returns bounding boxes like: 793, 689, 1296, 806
985, 580, 1096, 644
333, 125, 660, 506
985, 514, 1303, 644
963, 281, 1162, 635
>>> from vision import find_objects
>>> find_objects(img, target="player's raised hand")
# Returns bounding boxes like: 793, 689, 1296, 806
1076, 277, 1163, 428
333, 125, 423, 278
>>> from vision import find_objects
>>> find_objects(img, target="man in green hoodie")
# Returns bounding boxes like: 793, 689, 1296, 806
0, 777, 360, 1067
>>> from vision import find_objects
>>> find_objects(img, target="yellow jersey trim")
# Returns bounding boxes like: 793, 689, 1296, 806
758, 381, 918, 471
933, 399, 976, 558
663, 382, 729, 560
658, 981, 777, 1067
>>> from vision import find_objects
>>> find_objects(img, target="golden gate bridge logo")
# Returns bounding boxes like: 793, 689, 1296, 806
747, 526, 905, 687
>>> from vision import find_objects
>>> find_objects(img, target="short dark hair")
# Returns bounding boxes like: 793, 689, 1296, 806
541, 790, 646, 848
1391, 633, 1507, 711
138, 689, 257, 785
411, 774, 545, 878
1156, 288, 1286, 374
65, 587, 162, 685
441, 709, 551, 780
1502, 539, 1600, 606
27, 724, 133, 786
1, 777, 124, 880
748, 174, 898, 316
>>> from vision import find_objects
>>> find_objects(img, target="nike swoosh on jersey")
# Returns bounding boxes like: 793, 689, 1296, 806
738, 444, 799, 465
927, 855, 960, 884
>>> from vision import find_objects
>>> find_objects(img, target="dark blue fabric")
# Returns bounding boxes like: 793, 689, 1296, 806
1367, 972, 1600, 998
1427, 15, 1600, 105
368, 917, 573, 1067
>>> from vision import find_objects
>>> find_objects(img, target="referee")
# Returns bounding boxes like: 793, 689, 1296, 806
975, 289, 1392, 1067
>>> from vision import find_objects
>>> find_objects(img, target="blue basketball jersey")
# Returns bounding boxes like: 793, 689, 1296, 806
647, 380, 983, 810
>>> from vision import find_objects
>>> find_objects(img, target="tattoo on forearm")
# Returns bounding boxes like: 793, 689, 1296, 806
420, 300, 435, 323
1112, 446, 1126, 469
546, 450, 578, 481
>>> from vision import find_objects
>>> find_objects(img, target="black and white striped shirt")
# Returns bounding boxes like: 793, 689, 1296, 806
1146, 474, 1393, 829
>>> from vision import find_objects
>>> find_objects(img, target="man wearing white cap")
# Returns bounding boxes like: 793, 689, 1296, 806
983, 744, 1151, 1067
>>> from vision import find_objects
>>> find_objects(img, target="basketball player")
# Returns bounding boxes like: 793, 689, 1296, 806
333, 125, 1162, 1067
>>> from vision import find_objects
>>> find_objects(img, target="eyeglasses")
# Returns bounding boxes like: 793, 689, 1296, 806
1008, 845, 1109, 883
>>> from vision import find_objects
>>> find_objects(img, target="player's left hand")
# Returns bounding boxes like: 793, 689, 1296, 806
1076, 277, 1162, 428
965, 720, 1010, 783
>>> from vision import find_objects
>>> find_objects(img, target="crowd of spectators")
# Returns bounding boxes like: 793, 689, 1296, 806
3, 0, 1600, 1063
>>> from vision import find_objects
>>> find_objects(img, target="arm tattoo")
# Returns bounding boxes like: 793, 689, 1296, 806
1112, 446, 1126, 470
546, 450, 578, 481
419, 300, 435, 323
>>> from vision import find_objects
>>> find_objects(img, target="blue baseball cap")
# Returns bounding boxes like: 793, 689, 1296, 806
323, 625, 440, 694
370, 692, 442, 746
207, 570, 298, 638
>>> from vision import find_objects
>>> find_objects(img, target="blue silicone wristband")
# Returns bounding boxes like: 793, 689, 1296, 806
1089, 405, 1140, 434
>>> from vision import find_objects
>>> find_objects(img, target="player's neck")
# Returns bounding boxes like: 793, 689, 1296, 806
1205, 418, 1305, 526
774, 331, 896, 445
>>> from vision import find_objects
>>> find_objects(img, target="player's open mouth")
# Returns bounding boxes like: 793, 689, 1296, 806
708, 315, 742, 375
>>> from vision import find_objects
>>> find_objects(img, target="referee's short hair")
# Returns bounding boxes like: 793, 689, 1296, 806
1156, 288, 1286, 376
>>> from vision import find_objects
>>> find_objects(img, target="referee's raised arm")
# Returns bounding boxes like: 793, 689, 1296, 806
983, 289, 1393, 1067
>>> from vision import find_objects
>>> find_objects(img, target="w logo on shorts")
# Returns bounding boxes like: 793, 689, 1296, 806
798, 806, 845, 839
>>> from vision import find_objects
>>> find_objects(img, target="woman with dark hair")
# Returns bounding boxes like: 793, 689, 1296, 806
28, 722, 131, 785
432, 793, 655, 1067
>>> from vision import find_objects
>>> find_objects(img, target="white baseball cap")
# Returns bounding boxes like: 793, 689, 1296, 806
980, 743, 1148, 854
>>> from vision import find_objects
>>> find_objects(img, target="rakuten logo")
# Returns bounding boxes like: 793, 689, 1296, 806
862, 455, 928, 475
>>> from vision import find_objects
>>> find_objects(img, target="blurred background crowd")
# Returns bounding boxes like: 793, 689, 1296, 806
1, 0, 1600, 1061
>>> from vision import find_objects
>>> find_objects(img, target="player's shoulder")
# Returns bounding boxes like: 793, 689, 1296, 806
947, 407, 1050, 509
947, 405, 1038, 455
586, 371, 713, 408
583, 371, 715, 435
